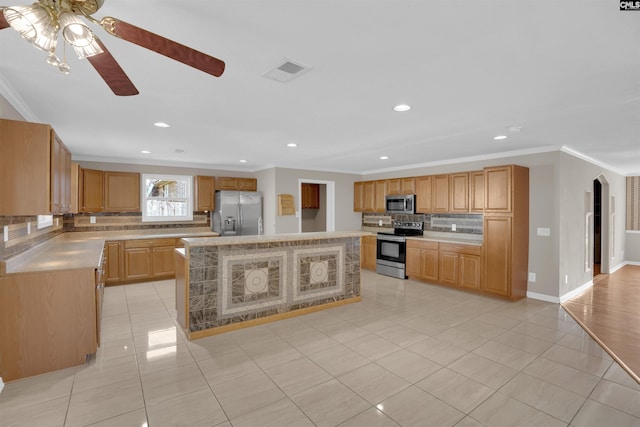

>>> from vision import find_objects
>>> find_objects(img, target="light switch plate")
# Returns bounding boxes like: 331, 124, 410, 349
90, 216, 96, 224
451, 224, 456, 231
528, 272, 536, 282
537, 227, 550, 236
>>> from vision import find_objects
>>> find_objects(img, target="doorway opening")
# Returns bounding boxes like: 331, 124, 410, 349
591, 175, 610, 279
298, 179, 335, 233
593, 179, 602, 276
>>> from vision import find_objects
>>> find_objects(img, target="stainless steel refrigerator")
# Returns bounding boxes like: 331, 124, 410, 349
211, 191, 263, 236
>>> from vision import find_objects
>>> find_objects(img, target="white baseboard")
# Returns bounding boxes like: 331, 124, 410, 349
526, 291, 560, 304
560, 280, 594, 303
609, 261, 627, 273
624, 260, 640, 267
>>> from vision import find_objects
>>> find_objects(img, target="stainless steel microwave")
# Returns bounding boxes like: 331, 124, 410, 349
385, 194, 416, 214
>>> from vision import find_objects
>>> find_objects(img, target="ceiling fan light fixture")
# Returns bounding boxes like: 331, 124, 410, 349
59, 12, 94, 47
73, 37, 103, 59
3, 4, 51, 42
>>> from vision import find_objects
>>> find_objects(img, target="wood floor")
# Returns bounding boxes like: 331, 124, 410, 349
562, 265, 640, 384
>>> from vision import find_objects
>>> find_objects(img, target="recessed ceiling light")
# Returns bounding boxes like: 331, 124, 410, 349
154, 122, 170, 128
380, 156, 389, 160
493, 135, 508, 140
287, 143, 298, 148
393, 104, 411, 112
140, 150, 151, 154
239, 159, 247, 163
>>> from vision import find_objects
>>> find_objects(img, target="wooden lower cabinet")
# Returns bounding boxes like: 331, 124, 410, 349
482, 215, 512, 297
124, 238, 176, 281
360, 235, 377, 270
104, 240, 124, 285
0, 268, 98, 381
407, 239, 484, 294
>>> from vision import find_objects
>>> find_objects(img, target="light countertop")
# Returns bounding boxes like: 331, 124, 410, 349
183, 230, 372, 246
1, 228, 219, 276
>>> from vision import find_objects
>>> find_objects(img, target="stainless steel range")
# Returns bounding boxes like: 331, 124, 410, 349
376, 221, 423, 279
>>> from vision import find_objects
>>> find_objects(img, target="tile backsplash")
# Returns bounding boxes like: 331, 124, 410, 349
362, 212, 483, 235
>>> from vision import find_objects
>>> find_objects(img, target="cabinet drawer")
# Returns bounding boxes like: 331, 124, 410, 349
407, 239, 438, 250
460, 245, 481, 256
124, 238, 176, 249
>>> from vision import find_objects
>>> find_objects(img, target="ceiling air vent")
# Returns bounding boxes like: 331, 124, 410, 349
263, 58, 311, 83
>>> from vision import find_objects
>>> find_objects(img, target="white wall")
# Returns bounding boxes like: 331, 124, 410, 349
255, 168, 277, 235
270, 168, 362, 234
626, 232, 640, 263
365, 150, 628, 301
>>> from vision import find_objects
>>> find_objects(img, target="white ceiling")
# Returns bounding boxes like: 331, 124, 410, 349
1, 0, 640, 175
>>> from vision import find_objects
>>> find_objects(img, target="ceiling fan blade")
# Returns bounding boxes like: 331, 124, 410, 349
87, 37, 139, 96
100, 17, 225, 77
0, 8, 10, 29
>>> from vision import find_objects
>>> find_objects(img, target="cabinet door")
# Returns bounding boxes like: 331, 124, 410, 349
360, 236, 377, 270
415, 176, 433, 213
195, 176, 216, 211
406, 242, 421, 278
459, 254, 481, 289
439, 250, 459, 285
124, 247, 152, 280
484, 166, 512, 213
81, 169, 104, 212
152, 246, 176, 277
483, 216, 512, 296
421, 249, 439, 282
50, 135, 63, 213
469, 171, 485, 213
217, 177, 238, 190
104, 172, 140, 212
104, 241, 123, 285
363, 181, 376, 212
432, 174, 450, 212
401, 177, 416, 194
301, 183, 320, 209
374, 180, 387, 213
354, 182, 364, 212
238, 178, 257, 191
450, 172, 469, 212
387, 179, 401, 195
0, 119, 52, 215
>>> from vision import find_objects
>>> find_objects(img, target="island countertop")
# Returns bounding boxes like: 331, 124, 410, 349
182, 230, 372, 246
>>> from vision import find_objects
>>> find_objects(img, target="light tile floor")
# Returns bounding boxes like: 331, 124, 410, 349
2, 270, 640, 427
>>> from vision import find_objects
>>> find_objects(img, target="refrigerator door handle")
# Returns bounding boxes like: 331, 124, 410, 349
238, 200, 243, 235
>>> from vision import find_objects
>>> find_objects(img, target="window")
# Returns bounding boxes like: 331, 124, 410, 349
141, 174, 193, 222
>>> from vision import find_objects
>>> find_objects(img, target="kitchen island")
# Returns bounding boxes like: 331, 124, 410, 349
176, 231, 369, 339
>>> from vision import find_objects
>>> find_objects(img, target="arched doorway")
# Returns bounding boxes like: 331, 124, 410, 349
592, 175, 611, 277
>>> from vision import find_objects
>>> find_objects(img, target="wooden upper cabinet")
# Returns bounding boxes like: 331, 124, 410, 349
449, 172, 469, 212
0, 119, 73, 215
80, 168, 104, 213
354, 182, 364, 212
387, 177, 415, 195
432, 174, 450, 212
50, 133, 72, 214
195, 176, 216, 211
104, 172, 140, 212
415, 175, 433, 213
217, 177, 257, 191
469, 171, 484, 213
484, 165, 513, 213
363, 181, 376, 212
374, 180, 387, 213
301, 183, 320, 209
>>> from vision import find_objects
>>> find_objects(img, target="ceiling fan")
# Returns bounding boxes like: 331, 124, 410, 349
0, 0, 225, 96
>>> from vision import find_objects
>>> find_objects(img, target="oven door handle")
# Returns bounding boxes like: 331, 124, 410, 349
377, 234, 406, 243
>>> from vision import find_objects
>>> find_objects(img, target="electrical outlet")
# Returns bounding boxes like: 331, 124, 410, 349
451, 224, 456, 231
27, 223, 31, 235
528, 272, 536, 282
3, 226, 8, 242
378, 219, 383, 226
90, 216, 96, 224
565, 275, 568, 284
